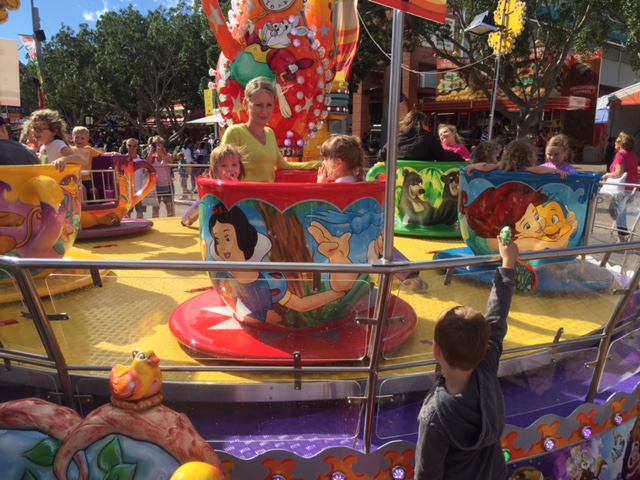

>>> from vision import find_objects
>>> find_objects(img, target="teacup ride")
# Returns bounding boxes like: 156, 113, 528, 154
169, 171, 418, 364
76, 154, 157, 240
366, 160, 465, 238
434, 169, 614, 293
0, 164, 109, 302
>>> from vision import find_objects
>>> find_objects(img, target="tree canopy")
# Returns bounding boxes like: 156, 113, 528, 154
19, 1, 218, 142
17, 0, 640, 139
353, 0, 640, 137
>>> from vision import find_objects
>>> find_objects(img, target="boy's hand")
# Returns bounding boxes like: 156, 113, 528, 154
497, 234, 518, 269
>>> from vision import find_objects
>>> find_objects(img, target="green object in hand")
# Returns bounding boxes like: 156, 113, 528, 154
500, 226, 512, 245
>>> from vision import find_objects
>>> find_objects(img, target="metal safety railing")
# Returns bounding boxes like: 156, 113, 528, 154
1, 239, 639, 452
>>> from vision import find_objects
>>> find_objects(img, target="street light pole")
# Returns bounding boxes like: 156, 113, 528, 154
487, 12, 505, 141
30, 0, 46, 108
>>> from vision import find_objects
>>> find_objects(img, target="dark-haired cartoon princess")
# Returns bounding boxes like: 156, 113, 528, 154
209, 203, 355, 326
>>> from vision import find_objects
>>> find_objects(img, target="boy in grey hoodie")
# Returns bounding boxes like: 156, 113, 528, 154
414, 236, 517, 480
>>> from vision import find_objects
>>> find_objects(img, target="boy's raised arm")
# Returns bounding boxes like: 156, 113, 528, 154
484, 235, 517, 366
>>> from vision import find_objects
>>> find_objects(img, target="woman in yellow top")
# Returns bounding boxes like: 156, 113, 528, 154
221, 77, 319, 182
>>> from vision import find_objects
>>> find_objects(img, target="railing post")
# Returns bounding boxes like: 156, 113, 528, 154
11, 266, 77, 409
586, 259, 640, 402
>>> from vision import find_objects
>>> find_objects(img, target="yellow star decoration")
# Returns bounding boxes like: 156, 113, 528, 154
487, 0, 526, 56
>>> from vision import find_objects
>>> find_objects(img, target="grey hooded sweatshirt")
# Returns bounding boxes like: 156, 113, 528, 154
414, 267, 515, 480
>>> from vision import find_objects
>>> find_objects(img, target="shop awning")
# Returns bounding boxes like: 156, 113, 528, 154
419, 96, 591, 114
597, 82, 640, 110
186, 111, 224, 124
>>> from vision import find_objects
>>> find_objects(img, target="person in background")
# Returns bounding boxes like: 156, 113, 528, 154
72, 126, 103, 201
602, 132, 639, 242
361, 132, 370, 154
25, 109, 82, 171
195, 141, 208, 164
0, 116, 40, 165
604, 136, 617, 172
317, 135, 365, 183
532, 130, 548, 164
147, 135, 174, 218
479, 125, 490, 142
221, 76, 319, 182
177, 152, 189, 200
180, 138, 196, 193
438, 124, 471, 161
378, 111, 464, 162
414, 236, 518, 480
125, 138, 148, 219
19, 126, 39, 156
541, 134, 577, 175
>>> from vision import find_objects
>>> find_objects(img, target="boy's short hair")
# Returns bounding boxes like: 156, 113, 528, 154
434, 305, 490, 370
72, 126, 90, 136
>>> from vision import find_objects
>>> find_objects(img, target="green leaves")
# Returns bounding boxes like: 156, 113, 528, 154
22, 437, 61, 466
20, 1, 219, 141
97, 436, 137, 480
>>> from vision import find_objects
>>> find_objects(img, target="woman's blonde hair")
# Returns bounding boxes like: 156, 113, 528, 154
500, 140, 537, 172
244, 77, 277, 103
398, 111, 426, 134
438, 124, 462, 144
616, 132, 635, 151
545, 134, 573, 163
28, 108, 69, 143
209, 144, 246, 180
320, 134, 365, 181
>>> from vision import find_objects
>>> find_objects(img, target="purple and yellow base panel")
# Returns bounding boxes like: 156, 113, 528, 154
1, 385, 639, 479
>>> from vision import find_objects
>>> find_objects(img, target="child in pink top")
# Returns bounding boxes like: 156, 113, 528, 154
438, 124, 471, 161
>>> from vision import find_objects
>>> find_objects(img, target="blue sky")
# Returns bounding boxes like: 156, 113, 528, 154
1, 1, 189, 47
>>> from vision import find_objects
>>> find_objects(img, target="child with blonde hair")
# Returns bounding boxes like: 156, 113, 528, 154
72, 126, 102, 201
438, 124, 471, 161
25, 109, 82, 172
541, 134, 577, 174
209, 144, 246, 181
317, 135, 365, 183
181, 145, 246, 227
466, 140, 569, 179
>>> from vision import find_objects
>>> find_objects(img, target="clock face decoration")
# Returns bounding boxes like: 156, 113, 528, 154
260, 0, 295, 12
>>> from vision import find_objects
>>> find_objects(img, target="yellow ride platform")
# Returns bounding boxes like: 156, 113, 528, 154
0, 218, 621, 387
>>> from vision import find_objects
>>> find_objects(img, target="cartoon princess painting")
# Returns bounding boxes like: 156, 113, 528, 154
460, 182, 578, 253
208, 203, 357, 326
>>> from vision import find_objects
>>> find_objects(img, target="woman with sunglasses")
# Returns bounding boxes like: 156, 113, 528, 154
603, 132, 639, 242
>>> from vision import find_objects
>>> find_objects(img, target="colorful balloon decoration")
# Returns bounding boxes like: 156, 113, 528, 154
202, 0, 337, 156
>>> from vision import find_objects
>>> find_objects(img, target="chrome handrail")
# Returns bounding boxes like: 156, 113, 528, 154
0, 240, 639, 451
